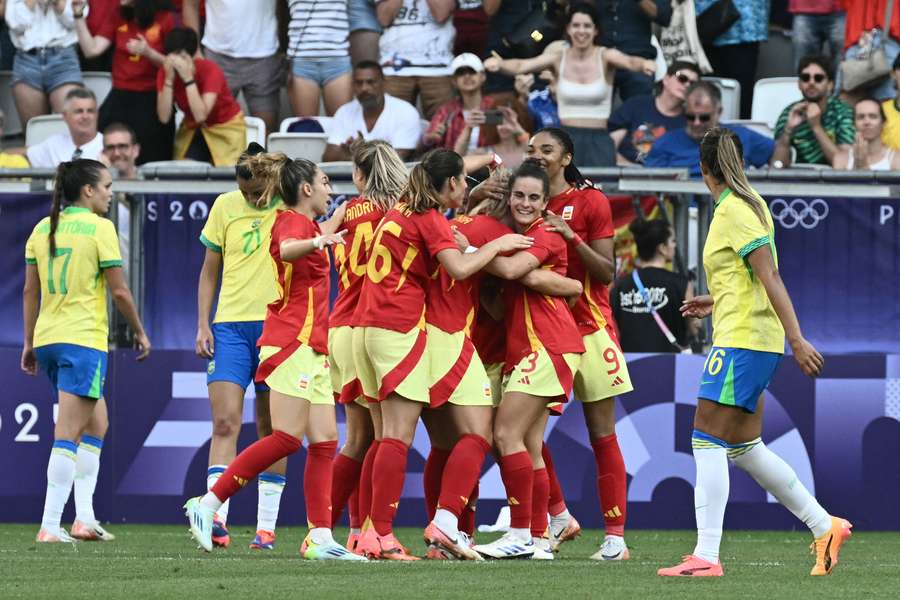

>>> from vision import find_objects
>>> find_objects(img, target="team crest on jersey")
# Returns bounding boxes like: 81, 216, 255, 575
561, 206, 575, 220
207, 360, 216, 375
251, 219, 261, 230
298, 375, 310, 391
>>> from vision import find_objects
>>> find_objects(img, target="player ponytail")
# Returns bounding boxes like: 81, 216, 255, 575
536, 127, 589, 189
49, 159, 107, 255
352, 140, 407, 212
249, 152, 318, 208
404, 148, 464, 214
234, 142, 265, 189
700, 127, 768, 228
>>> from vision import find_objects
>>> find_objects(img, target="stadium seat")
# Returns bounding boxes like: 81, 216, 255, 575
25, 114, 67, 147
752, 77, 802, 129
723, 119, 774, 138
0, 71, 22, 137
266, 132, 329, 162
706, 77, 741, 121
82, 71, 113, 106
279, 116, 333, 135
244, 116, 266, 146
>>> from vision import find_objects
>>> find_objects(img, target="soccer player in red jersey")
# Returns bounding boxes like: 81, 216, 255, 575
184, 155, 362, 561
329, 141, 408, 555
351, 149, 534, 560
472, 160, 585, 560
527, 128, 635, 560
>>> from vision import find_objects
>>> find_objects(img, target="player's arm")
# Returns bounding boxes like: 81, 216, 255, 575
320, 201, 348, 235
21, 264, 40, 374
436, 234, 534, 281
483, 248, 541, 280
105, 267, 151, 360
280, 232, 345, 261
683, 280, 700, 340
519, 269, 583, 299
196, 248, 221, 358
543, 210, 616, 284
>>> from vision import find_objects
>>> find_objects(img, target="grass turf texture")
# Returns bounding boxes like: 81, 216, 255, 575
2, 525, 893, 599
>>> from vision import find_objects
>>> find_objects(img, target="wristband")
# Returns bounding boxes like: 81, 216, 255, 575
183, 79, 196, 87
571, 233, 584, 246
313, 236, 323, 250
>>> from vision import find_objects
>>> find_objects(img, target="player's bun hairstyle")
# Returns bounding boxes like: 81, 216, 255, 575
534, 127, 589, 188
404, 148, 464, 214
629, 218, 672, 262
235, 142, 266, 182
248, 152, 319, 208
49, 159, 107, 256
700, 127, 767, 227
509, 158, 551, 202
352, 140, 407, 212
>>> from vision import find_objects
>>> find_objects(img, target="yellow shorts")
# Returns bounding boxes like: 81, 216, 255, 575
426, 325, 493, 408
484, 362, 504, 408
502, 347, 581, 403
258, 345, 333, 405
329, 326, 365, 406
573, 327, 634, 402
352, 325, 429, 403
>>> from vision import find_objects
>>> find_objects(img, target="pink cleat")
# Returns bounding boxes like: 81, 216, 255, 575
658, 554, 724, 577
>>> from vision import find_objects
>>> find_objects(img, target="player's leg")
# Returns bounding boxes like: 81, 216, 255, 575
331, 401, 374, 548
544, 440, 581, 551
70, 397, 114, 541
422, 407, 454, 524
526, 412, 554, 560
357, 401, 382, 542
250, 389, 288, 550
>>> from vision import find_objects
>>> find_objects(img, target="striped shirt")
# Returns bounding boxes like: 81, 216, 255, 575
774, 96, 855, 165
287, 0, 349, 59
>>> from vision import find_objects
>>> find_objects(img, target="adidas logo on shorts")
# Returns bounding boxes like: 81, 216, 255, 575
611, 376, 625, 387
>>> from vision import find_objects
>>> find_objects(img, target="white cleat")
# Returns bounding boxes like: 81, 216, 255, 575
531, 537, 554, 560
473, 531, 535, 559
589, 535, 630, 561
183, 496, 214, 552
70, 520, 116, 541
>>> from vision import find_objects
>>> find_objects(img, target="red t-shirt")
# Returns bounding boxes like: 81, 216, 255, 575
257, 210, 330, 354
156, 58, 242, 127
353, 202, 458, 333
330, 197, 386, 328
547, 186, 615, 337
426, 214, 511, 334
471, 295, 506, 365
86, 0, 118, 41
99, 11, 175, 92
843, 0, 900, 48
503, 218, 584, 370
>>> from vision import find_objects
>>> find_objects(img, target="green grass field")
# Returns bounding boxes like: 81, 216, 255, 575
2, 525, 894, 599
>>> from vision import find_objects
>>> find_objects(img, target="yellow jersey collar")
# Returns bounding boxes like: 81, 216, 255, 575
714, 188, 732, 209
62, 206, 91, 215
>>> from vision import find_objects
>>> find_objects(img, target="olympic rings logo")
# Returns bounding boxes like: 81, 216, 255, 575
769, 198, 829, 229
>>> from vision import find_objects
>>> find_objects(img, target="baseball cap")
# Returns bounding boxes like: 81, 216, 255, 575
451, 53, 485, 74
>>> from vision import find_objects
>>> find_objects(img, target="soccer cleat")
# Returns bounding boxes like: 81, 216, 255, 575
423, 522, 483, 561
810, 517, 853, 576
531, 537, 554, 560
70, 520, 116, 542
183, 497, 214, 552
657, 554, 724, 577
36, 528, 77, 543
301, 534, 367, 561
589, 535, 630, 561
249, 530, 276, 550
358, 528, 420, 560
346, 531, 362, 555
548, 515, 581, 552
211, 514, 230, 548
473, 532, 535, 559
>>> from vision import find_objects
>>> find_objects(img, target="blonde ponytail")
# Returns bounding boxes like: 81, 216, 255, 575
248, 152, 291, 208
353, 140, 407, 212
700, 128, 768, 228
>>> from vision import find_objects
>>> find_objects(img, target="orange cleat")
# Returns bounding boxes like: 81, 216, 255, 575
423, 522, 482, 561
70, 520, 116, 542
36, 528, 76, 543
810, 517, 853, 576
249, 530, 276, 550
358, 528, 419, 560
346, 531, 362, 555
549, 515, 581, 552
658, 555, 724, 577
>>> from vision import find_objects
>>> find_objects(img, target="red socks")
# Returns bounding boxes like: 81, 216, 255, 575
542, 442, 567, 516
370, 438, 408, 536
330, 453, 363, 528
423, 447, 451, 522
499, 451, 533, 530
348, 486, 362, 529
459, 482, 479, 536
531, 468, 550, 537
305, 440, 337, 529
358, 440, 380, 526
210, 430, 301, 502
592, 433, 627, 537
437, 434, 490, 518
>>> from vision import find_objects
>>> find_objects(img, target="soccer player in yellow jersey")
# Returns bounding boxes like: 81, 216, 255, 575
658, 128, 851, 578
22, 159, 150, 543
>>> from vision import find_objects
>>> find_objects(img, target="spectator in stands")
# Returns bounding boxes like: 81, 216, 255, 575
514, 72, 560, 130
453, 1, 500, 56
5, 0, 84, 127
285, 0, 353, 118
695, 0, 769, 118
834, 98, 900, 170
27, 86, 103, 167
72, 0, 175, 164
645, 81, 774, 176
102, 122, 140, 178
80, 0, 115, 70
378, 0, 455, 119
772, 55, 854, 167
156, 27, 246, 166
183, 0, 282, 136
483, 0, 558, 98
600, 0, 673, 100
840, 0, 899, 100
789, 1, 845, 70
609, 60, 701, 165
881, 53, 900, 149
348, 0, 381, 66
467, 105, 529, 169
0, 108, 30, 168
322, 60, 421, 161
485, 3, 656, 166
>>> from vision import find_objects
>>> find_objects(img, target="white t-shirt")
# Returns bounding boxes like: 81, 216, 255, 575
287, 0, 349, 59
328, 94, 422, 150
5, 0, 82, 51
201, 0, 279, 58
27, 132, 104, 168
379, 0, 455, 77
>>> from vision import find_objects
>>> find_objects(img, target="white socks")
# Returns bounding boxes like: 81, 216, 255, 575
691, 435, 730, 564
509, 527, 531, 542
74, 435, 103, 524
206, 465, 229, 520
308, 527, 334, 545
41, 440, 78, 534
257, 472, 286, 532
433, 508, 460, 537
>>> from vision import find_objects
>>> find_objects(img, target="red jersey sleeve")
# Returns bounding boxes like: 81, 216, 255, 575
421, 210, 458, 258
584, 189, 614, 242
272, 212, 316, 260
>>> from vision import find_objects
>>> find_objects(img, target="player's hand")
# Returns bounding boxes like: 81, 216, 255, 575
195, 324, 214, 358
134, 332, 152, 361
468, 176, 507, 205
494, 233, 534, 253
681, 294, 714, 319
452, 226, 470, 251
21, 345, 37, 375
790, 337, 824, 377
317, 231, 347, 248
543, 210, 575, 241
321, 200, 347, 235
126, 34, 149, 57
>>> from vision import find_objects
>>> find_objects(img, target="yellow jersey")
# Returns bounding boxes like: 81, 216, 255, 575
703, 189, 785, 354
882, 99, 900, 150
25, 207, 123, 352
199, 190, 281, 323
0, 152, 29, 168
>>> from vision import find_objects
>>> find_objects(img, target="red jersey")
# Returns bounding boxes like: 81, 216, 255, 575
547, 186, 615, 337
98, 11, 175, 92
353, 202, 458, 333
329, 198, 385, 328
472, 305, 506, 365
156, 58, 242, 127
257, 210, 330, 354
426, 214, 512, 335
503, 218, 584, 370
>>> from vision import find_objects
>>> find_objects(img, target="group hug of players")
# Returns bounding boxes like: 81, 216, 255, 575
24, 125, 851, 576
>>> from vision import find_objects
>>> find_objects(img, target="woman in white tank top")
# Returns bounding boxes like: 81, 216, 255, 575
484, 3, 656, 167
835, 98, 900, 171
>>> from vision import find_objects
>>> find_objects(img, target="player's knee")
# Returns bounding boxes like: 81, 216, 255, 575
492, 424, 520, 456
211, 413, 242, 439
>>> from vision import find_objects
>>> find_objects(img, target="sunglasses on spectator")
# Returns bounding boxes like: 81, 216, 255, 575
685, 113, 713, 123
800, 73, 827, 83
675, 73, 697, 85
